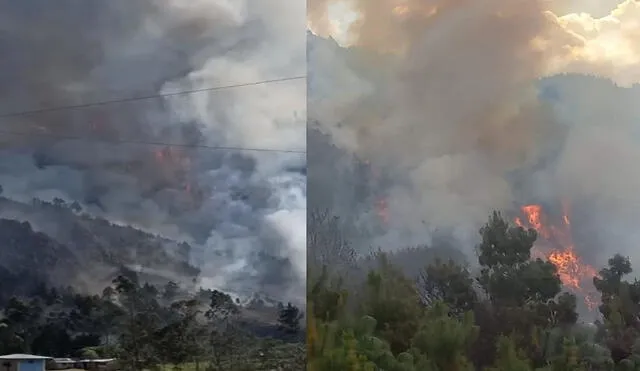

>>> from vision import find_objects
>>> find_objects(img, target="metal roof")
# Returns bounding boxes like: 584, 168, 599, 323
53, 359, 75, 363
77, 358, 116, 363
0, 354, 51, 360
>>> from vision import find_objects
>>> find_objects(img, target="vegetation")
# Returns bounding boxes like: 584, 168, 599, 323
0, 192, 304, 370
0, 271, 304, 370
308, 210, 640, 371
0, 195, 200, 306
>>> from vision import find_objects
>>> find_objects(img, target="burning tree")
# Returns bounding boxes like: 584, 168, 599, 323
473, 211, 581, 367
514, 203, 600, 310
477, 211, 563, 308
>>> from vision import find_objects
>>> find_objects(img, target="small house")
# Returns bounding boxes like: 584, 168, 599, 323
0, 354, 51, 371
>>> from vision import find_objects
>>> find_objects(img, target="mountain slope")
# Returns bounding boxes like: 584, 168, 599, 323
0, 196, 199, 302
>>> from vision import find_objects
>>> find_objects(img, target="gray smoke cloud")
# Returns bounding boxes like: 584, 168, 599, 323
307, 0, 640, 275
0, 0, 306, 304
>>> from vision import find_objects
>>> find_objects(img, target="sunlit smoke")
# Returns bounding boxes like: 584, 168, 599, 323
310, 0, 640, 86
308, 0, 640, 286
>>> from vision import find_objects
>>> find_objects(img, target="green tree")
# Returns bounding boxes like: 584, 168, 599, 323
157, 299, 206, 368
361, 255, 423, 354
80, 347, 99, 359
278, 302, 304, 335
308, 265, 349, 323
475, 212, 567, 367
113, 275, 161, 371
418, 259, 477, 316
476, 212, 561, 307
411, 302, 478, 371
593, 254, 640, 364
545, 337, 585, 371
206, 290, 241, 368
3, 297, 43, 353
486, 336, 533, 371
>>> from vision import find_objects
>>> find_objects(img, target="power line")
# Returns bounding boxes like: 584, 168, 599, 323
0, 75, 306, 119
0, 75, 307, 153
0, 129, 306, 154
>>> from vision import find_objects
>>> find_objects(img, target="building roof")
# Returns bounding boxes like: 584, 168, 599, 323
0, 354, 51, 360
78, 358, 116, 363
53, 358, 75, 363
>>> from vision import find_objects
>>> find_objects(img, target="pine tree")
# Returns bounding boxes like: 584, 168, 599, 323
278, 302, 304, 334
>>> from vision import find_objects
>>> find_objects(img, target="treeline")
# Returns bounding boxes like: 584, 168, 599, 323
0, 272, 305, 370
308, 211, 640, 370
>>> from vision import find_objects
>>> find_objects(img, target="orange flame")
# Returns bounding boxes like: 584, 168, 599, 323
154, 149, 165, 162
515, 203, 599, 310
151, 146, 200, 205
520, 205, 549, 238
153, 146, 189, 170
376, 198, 389, 225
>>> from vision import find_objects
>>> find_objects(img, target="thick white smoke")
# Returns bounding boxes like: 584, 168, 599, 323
308, 0, 640, 272
0, 0, 306, 304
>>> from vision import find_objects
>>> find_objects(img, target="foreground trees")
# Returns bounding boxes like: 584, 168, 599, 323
308, 211, 638, 371
0, 273, 305, 371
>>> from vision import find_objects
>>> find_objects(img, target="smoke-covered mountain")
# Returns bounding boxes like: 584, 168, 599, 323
0, 196, 199, 303
0, 1, 305, 306
308, 28, 640, 267
307, 32, 640, 328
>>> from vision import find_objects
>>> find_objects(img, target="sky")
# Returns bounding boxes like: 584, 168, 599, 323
310, 0, 640, 86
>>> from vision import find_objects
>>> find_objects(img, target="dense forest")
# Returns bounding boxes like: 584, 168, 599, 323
308, 210, 640, 371
0, 270, 305, 370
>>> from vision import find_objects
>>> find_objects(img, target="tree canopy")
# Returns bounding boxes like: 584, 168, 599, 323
308, 210, 636, 371
0, 273, 305, 370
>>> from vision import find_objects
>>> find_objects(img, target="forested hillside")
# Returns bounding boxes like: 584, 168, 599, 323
308, 211, 640, 371
0, 194, 306, 370
0, 194, 198, 302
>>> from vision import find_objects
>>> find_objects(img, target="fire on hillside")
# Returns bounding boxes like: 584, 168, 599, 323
515, 203, 600, 310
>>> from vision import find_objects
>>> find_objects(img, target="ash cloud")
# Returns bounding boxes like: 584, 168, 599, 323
308, 0, 640, 271
0, 0, 306, 304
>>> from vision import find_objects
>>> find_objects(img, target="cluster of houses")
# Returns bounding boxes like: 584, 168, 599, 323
0, 354, 116, 371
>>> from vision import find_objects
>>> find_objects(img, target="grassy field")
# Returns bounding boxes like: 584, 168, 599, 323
151, 342, 305, 371
159, 363, 206, 371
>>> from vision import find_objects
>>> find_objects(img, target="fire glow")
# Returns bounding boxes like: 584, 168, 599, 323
514, 204, 600, 309
152, 146, 199, 202
375, 197, 390, 225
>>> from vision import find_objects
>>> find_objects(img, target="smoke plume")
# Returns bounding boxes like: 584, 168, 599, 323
308, 0, 640, 271
0, 0, 306, 303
